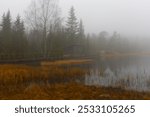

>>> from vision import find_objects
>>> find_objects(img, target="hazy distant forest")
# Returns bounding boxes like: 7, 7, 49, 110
0, 0, 148, 60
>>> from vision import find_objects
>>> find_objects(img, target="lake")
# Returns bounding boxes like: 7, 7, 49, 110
85, 56, 150, 92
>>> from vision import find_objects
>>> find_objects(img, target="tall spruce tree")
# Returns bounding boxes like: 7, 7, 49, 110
1, 11, 12, 54
12, 15, 28, 57
66, 6, 78, 41
66, 6, 79, 55
78, 19, 86, 55
78, 19, 85, 40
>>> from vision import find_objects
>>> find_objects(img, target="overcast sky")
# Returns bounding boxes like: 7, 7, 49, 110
0, 0, 150, 37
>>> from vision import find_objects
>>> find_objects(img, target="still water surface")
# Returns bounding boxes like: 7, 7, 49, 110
85, 56, 150, 92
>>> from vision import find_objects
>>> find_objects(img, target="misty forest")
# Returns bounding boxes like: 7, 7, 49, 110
0, 0, 150, 100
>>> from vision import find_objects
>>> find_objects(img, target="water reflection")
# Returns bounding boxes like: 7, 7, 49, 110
85, 56, 150, 92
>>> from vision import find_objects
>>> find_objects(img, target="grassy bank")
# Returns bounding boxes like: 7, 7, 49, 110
1, 83, 150, 100
41, 59, 93, 66
101, 52, 150, 59
0, 59, 150, 100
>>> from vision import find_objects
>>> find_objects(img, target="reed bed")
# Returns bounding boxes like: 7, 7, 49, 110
0, 64, 86, 86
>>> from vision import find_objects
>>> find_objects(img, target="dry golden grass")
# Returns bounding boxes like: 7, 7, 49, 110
41, 59, 93, 66
0, 64, 86, 86
102, 52, 150, 59
1, 83, 150, 100
0, 63, 88, 99
0, 61, 150, 100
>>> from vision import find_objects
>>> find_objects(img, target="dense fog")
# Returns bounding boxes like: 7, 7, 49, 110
0, 0, 150, 60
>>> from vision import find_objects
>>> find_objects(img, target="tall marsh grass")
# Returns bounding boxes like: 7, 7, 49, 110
0, 59, 150, 100
0, 63, 88, 99
0, 64, 86, 86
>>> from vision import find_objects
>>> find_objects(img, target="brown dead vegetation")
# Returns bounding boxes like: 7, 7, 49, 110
0, 60, 150, 100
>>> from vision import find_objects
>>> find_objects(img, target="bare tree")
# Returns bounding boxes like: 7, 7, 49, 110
25, 0, 59, 58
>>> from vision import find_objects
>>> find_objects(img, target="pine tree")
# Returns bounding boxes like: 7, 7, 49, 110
66, 6, 79, 55
1, 11, 12, 54
12, 15, 28, 57
77, 19, 85, 55
78, 19, 85, 40
66, 6, 78, 41
2, 11, 11, 34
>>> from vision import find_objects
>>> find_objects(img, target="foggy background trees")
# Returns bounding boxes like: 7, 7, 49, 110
0, 0, 149, 60
0, 11, 28, 59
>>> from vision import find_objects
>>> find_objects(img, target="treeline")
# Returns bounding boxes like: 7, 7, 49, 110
0, 4, 88, 60
0, 11, 28, 59
87, 31, 141, 56
0, 0, 142, 60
